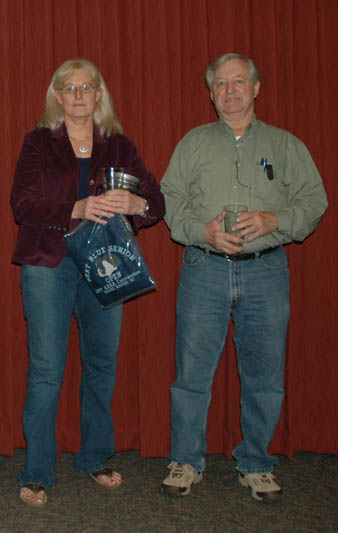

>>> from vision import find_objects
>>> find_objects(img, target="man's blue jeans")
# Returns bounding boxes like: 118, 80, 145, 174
19, 256, 123, 490
170, 245, 290, 474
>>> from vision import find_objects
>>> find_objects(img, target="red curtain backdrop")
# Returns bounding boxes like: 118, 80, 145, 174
0, 0, 337, 458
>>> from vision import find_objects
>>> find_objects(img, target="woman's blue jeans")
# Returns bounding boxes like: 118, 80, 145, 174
19, 256, 123, 490
170, 245, 290, 474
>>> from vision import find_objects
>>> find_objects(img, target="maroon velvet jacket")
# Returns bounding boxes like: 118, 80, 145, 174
11, 124, 165, 267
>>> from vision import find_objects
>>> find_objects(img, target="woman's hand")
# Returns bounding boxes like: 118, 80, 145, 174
103, 189, 147, 216
71, 190, 147, 225
71, 195, 116, 225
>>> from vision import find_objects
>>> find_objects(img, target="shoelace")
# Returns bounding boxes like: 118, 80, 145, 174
170, 463, 185, 478
253, 473, 275, 485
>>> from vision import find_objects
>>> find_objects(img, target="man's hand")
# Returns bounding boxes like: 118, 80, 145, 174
232, 210, 279, 242
203, 210, 279, 253
203, 212, 245, 254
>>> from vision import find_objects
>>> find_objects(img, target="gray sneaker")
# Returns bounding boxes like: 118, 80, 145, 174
239, 472, 282, 502
162, 462, 203, 496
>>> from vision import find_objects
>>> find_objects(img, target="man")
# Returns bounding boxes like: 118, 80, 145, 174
160, 53, 327, 502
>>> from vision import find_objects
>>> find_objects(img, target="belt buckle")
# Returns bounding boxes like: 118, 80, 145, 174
227, 252, 245, 261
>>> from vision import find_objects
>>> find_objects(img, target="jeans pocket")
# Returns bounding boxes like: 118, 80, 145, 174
261, 248, 288, 270
182, 246, 205, 268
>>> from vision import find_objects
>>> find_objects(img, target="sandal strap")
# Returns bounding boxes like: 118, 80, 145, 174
22, 483, 46, 493
91, 468, 113, 478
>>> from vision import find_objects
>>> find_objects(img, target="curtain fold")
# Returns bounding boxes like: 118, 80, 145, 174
1, 0, 337, 458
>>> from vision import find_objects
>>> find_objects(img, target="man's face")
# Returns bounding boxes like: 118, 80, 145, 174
210, 59, 260, 123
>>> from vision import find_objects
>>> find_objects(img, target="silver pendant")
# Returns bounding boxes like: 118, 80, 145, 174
79, 145, 88, 153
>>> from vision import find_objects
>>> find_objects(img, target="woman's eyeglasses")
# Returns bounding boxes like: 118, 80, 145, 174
61, 83, 97, 95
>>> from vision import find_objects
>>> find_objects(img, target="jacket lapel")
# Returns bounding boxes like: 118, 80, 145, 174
90, 126, 109, 181
50, 123, 109, 183
50, 123, 78, 171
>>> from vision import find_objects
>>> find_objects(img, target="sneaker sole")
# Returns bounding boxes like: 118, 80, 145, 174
238, 474, 282, 503
162, 473, 203, 497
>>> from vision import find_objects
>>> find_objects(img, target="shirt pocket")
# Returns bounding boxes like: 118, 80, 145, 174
250, 163, 289, 210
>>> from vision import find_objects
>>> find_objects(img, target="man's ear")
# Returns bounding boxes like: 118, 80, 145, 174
254, 81, 260, 99
210, 90, 214, 103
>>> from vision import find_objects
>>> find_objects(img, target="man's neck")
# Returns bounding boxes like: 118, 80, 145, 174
221, 110, 254, 137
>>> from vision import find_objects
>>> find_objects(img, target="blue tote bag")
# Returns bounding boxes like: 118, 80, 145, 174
64, 214, 156, 308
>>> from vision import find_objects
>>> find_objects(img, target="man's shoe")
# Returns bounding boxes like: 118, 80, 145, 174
162, 462, 203, 496
239, 473, 282, 503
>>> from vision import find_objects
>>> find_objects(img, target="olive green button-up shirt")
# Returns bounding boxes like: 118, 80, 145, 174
161, 115, 328, 253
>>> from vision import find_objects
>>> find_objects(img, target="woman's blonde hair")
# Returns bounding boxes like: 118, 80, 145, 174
37, 58, 122, 136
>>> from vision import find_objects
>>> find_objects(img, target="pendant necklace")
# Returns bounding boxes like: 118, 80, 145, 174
69, 135, 91, 154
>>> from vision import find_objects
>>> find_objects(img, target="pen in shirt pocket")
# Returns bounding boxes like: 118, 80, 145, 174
259, 158, 274, 180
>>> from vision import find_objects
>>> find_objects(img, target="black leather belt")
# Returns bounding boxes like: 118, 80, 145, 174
194, 246, 279, 261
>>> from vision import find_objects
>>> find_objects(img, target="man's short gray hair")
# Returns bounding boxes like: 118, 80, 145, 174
205, 53, 260, 89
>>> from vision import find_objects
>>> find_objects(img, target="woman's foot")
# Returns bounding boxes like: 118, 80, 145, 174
20, 484, 47, 507
90, 467, 123, 490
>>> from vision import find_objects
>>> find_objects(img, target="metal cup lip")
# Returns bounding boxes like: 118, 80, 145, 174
100, 168, 140, 182
113, 174, 140, 193
101, 169, 140, 193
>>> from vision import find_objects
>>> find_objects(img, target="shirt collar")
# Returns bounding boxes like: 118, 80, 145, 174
218, 113, 257, 136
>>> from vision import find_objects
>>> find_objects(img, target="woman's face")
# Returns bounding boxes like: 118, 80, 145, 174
55, 68, 102, 123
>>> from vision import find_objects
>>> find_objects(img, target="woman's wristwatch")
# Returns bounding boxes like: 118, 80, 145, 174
139, 199, 150, 218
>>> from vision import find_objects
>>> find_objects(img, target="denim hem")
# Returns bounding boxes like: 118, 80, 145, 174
18, 479, 49, 491
169, 457, 205, 473
236, 467, 274, 475
75, 463, 111, 476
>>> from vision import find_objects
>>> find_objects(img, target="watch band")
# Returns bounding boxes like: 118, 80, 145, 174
139, 200, 150, 218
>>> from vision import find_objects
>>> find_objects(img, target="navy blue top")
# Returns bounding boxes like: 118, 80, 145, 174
77, 157, 91, 199
66, 158, 91, 257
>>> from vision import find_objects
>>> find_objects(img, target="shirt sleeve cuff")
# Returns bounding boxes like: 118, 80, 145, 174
189, 221, 207, 244
275, 209, 292, 233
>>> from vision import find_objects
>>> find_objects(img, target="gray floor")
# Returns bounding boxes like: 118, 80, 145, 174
0, 450, 337, 532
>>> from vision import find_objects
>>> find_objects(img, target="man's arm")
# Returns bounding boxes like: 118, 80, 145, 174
161, 136, 207, 246
268, 135, 327, 243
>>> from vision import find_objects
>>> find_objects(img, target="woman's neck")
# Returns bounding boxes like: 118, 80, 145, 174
64, 116, 94, 142
65, 116, 94, 157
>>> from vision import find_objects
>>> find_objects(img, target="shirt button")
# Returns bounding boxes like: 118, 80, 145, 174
89, 179, 95, 186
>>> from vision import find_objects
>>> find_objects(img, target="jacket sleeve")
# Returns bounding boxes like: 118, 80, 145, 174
10, 130, 76, 231
116, 135, 165, 231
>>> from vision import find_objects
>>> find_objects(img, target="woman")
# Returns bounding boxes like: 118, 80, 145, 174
11, 58, 165, 507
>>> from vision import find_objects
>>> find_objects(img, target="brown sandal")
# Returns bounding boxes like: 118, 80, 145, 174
20, 484, 47, 507
90, 467, 123, 490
